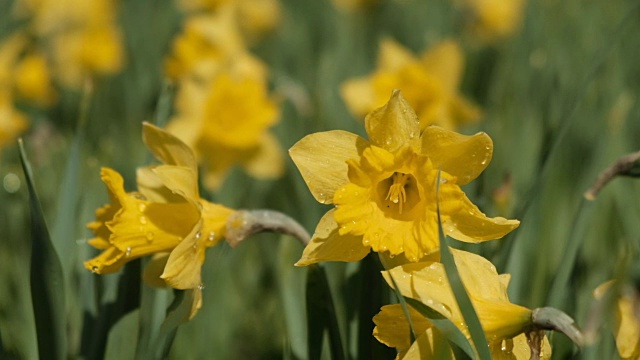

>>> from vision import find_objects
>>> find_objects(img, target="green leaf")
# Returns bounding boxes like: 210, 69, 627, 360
146, 289, 194, 360
104, 310, 140, 360
19, 139, 67, 360
403, 297, 474, 359
305, 264, 344, 360
436, 170, 491, 360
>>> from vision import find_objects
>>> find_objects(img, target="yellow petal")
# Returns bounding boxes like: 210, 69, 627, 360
188, 288, 203, 320
401, 329, 452, 360
420, 40, 463, 94
142, 122, 197, 171
143, 253, 170, 288
450, 248, 508, 301
84, 246, 127, 274
136, 166, 185, 204
443, 193, 519, 243
242, 132, 284, 179
616, 295, 640, 359
373, 304, 432, 352
364, 90, 420, 153
152, 165, 199, 205
378, 38, 416, 71
289, 130, 369, 204
340, 77, 376, 119
295, 209, 370, 266
161, 220, 205, 289
421, 126, 492, 185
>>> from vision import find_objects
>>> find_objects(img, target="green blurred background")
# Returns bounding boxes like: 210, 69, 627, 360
1, 0, 639, 358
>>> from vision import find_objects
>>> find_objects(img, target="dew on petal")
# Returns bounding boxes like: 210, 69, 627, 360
91, 266, 99, 273
139, 216, 148, 225
138, 203, 146, 212
146, 232, 154, 242
125, 247, 132, 257
198, 283, 205, 290
195, 232, 201, 239
208, 232, 216, 241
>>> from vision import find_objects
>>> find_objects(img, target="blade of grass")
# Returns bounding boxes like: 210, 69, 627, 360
436, 170, 491, 360
104, 310, 139, 360
306, 264, 345, 360
403, 297, 474, 359
147, 289, 194, 360
19, 139, 67, 360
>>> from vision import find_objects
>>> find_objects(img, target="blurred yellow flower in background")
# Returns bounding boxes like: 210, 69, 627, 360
594, 281, 640, 359
85, 123, 233, 318
375, 249, 551, 359
167, 69, 283, 190
342, 39, 481, 131
454, 0, 526, 44
174, 0, 281, 43
291, 91, 518, 264
14, 52, 56, 106
15, 0, 124, 89
0, 92, 28, 150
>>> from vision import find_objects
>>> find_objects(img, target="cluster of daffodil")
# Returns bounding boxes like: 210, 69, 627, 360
163, 0, 283, 190
0, 0, 123, 150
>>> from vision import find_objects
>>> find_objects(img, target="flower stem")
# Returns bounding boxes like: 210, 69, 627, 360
225, 210, 311, 247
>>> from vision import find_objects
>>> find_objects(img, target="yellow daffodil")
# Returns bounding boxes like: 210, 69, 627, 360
454, 0, 526, 43
17, 0, 124, 88
14, 52, 56, 106
174, 0, 281, 42
291, 90, 518, 264
85, 123, 233, 317
342, 39, 481, 131
0, 92, 29, 150
165, 11, 250, 82
375, 249, 551, 359
594, 281, 640, 359
166, 69, 283, 190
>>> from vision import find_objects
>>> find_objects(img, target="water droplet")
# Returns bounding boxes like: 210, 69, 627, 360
440, 178, 448, 184
195, 232, 201, 239
351, 220, 357, 225
480, 159, 487, 165
485, 146, 491, 150
385, 139, 392, 145
380, 245, 388, 252
146, 232, 154, 242
139, 216, 147, 225
363, 238, 371, 245
354, 191, 359, 196
318, 193, 326, 203
192, 243, 198, 249
91, 266, 99, 273
208, 232, 216, 241
138, 203, 146, 212
125, 247, 132, 257
198, 283, 205, 290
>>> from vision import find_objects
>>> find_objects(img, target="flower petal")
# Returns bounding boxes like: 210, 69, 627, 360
289, 130, 369, 204
421, 126, 492, 185
340, 77, 375, 119
420, 40, 463, 94
242, 132, 284, 180
373, 304, 432, 352
378, 38, 417, 71
401, 329, 451, 360
143, 253, 170, 288
161, 219, 205, 289
152, 165, 199, 205
295, 209, 370, 266
364, 90, 420, 153
136, 166, 186, 203
443, 193, 519, 243
142, 122, 197, 171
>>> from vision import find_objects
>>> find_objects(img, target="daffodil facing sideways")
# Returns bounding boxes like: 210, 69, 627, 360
594, 281, 640, 359
85, 123, 233, 318
375, 249, 552, 359
341, 39, 481, 131
291, 90, 519, 265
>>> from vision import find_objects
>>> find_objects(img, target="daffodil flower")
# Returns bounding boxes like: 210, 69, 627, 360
290, 90, 518, 264
454, 0, 526, 44
85, 123, 233, 318
342, 39, 481, 131
375, 249, 551, 359
594, 281, 640, 359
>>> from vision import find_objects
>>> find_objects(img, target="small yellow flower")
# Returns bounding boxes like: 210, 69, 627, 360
375, 249, 552, 359
167, 70, 283, 190
291, 91, 518, 264
14, 52, 56, 106
85, 123, 233, 317
455, 0, 526, 43
342, 39, 481, 131
165, 11, 249, 82
0, 92, 29, 150
594, 281, 640, 359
